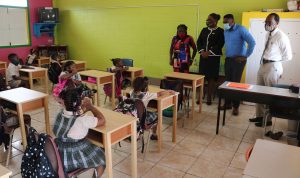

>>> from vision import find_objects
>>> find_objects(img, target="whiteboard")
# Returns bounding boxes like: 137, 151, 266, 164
0, 7, 29, 47
246, 18, 300, 85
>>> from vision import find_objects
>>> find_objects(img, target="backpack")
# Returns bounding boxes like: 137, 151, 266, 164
21, 127, 58, 178
48, 62, 62, 84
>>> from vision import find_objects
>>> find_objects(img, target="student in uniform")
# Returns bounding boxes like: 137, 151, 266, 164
53, 88, 106, 177
25, 49, 38, 65
197, 13, 225, 105
7, 53, 28, 88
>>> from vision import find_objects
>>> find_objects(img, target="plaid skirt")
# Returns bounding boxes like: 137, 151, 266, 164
56, 138, 106, 172
146, 111, 157, 125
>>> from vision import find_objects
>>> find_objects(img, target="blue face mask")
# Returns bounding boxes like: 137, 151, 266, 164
224, 23, 231, 31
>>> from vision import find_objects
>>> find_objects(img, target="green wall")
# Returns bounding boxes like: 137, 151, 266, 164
54, 0, 286, 78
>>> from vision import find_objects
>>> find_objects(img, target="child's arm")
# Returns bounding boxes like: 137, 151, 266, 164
82, 97, 105, 126
60, 71, 76, 80
157, 90, 176, 97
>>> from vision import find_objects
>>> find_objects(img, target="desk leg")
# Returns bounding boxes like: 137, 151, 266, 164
131, 122, 137, 178
199, 79, 204, 113
222, 100, 227, 126
172, 95, 178, 143
216, 95, 221, 134
96, 79, 101, 107
44, 70, 49, 94
192, 80, 196, 119
111, 75, 115, 109
157, 100, 163, 152
5, 69, 8, 86
17, 104, 27, 150
29, 73, 33, 89
131, 72, 134, 82
104, 134, 113, 178
44, 96, 50, 134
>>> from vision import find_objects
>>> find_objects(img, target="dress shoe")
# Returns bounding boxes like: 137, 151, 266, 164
219, 104, 232, 110
232, 107, 239, 116
249, 117, 263, 122
206, 100, 212, 105
255, 121, 272, 127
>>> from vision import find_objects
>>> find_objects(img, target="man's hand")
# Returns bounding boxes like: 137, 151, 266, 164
234, 56, 247, 63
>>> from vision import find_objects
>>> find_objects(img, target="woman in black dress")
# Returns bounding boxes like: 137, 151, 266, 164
197, 13, 224, 105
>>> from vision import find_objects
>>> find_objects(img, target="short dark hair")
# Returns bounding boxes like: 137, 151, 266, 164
51, 53, 58, 61
111, 58, 121, 66
8, 53, 18, 62
224, 14, 234, 20
133, 77, 149, 93
177, 24, 188, 31
209, 13, 221, 21
59, 88, 82, 113
268, 13, 280, 23
63, 61, 75, 71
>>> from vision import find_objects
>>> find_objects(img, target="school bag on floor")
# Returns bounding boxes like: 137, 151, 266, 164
21, 127, 58, 178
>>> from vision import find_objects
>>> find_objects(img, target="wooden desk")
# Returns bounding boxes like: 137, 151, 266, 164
61, 60, 86, 71
122, 67, 144, 81
216, 82, 300, 134
19, 66, 48, 94
0, 164, 11, 178
87, 107, 137, 178
79, 70, 115, 108
244, 139, 300, 178
36, 57, 50, 67
165, 72, 204, 118
125, 85, 178, 152
0, 88, 49, 150
0, 62, 7, 85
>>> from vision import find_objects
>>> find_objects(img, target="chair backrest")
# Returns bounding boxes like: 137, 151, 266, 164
134, 99, 147, 130
44, 136, 66, 177
121, 58, 134, 67
160, 79, 183, 109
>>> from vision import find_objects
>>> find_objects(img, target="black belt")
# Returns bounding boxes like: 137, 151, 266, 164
262, 59, 276, 64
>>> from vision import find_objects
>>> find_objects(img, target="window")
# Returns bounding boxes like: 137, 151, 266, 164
0, 0, 28, 7
0, 0, 30, 47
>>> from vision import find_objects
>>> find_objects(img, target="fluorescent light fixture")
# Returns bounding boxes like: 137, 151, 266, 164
0, 0, 27, 7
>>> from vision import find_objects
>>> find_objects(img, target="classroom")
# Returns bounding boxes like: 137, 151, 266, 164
0, 0, 300, 177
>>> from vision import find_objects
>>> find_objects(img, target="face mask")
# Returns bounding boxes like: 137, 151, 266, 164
265, 24, 275, 32
178, 33, 186, 39
224, 23, 231, 31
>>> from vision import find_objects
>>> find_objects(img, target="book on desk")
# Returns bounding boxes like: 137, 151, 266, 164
226, 82, 252, 89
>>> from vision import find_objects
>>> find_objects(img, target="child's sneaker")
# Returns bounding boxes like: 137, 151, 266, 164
150, 134, 158, 140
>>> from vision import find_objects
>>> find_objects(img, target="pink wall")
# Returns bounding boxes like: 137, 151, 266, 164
0, 0, 53, 62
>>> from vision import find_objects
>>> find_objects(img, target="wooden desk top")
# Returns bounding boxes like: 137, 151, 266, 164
0, 61, 7, 64
0, 87, 47, 104
165, 72, 204, 81
0, 165, 12, 178
244, 139, 300, 178
126, 67, 143, 72
61, 60, 86, 64
20, 66, 47, 73
79, 70, 113, 78
219, 82, 299, 99
124, 85, 178, 100
88, 107, 137, 134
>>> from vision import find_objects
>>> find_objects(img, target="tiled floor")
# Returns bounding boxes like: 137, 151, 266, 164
0, 81, 295, 178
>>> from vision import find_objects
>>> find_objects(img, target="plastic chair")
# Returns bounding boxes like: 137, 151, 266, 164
44, 134, 99, 178
121, 58, 134, 67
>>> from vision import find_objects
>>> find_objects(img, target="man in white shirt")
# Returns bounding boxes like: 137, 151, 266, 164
250, 13, 293, 127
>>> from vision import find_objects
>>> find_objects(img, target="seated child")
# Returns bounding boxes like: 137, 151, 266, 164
53, 60, 96, 99
52, 88, 106, 176
48, 53, 62, 85
104, 58, 128, 100
25, 48, 38, 65
7, 53, 28, 88
129, 77, 175, 140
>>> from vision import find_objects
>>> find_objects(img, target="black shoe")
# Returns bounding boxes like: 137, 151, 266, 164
249, 117, 263, 122
270, 131, 283, 140
150, 134, 158, 140
206, 101, 212, 105
255, 121, 272, 127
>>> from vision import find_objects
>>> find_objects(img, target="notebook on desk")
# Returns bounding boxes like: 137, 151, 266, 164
226, 82, 252, 89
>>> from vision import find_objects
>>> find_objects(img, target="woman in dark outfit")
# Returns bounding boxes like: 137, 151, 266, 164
197, 13, 225, 105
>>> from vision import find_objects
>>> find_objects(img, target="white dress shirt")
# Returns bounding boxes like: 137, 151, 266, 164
263, 28, 293, 62
7, 63, 21, 81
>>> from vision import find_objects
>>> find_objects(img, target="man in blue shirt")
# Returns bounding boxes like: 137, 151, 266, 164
221, 14, 256, 115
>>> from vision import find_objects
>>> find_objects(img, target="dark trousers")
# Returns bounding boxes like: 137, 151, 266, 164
224, 57, 246, 108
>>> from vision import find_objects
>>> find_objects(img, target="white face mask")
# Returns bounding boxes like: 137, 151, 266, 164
224, 23, 231, 31
265, 24, 276, 32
